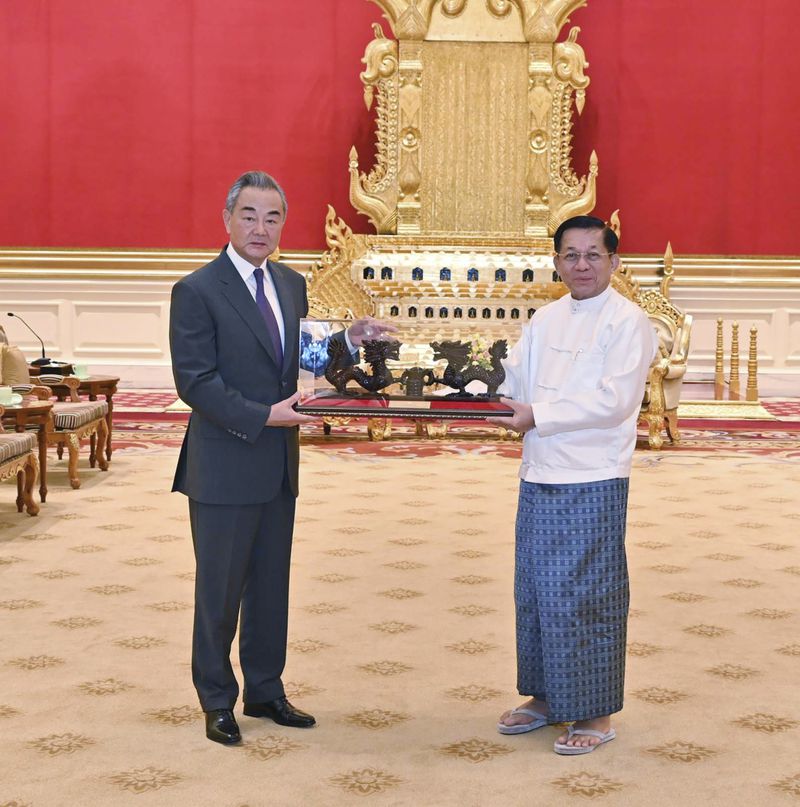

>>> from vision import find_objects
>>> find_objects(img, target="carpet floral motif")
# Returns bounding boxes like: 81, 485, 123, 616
87, 584, 134, 595
388, 538, 426, 546
146, 600, 192, 611
445, 684, 504, 702
662, 592, 709, 603
0, 599, 42, 610
36, 569, 79, 579
113, 636, 166, 650
323, 548, 366, 556
147, 534, 183, 543
0, 704, 21, 718
288, 638, 332, 653
384, 560, 426, 570
550, 772, 624, 798
0, 555, 24, 565
284, 681, 324, 698
627, 642, 663, 657
378, 588, 424, 599
683, 624, 731, 638
368, 621, 418, 634
358, 660, 413, 676
453, 549, 490, 559
745, 608, 793, 619
69, 544, 106, 553
646, 741, 717, 762
314, 573, 356, 583
780, 566, 800, 576
244, 734, 306, 760
303, 602, 348, 614
28, 733, 95, 755
776, 644, 800, 656
20, 533, 56, 541
329, 768, 403, 796
705, 663, 760, 679
772, 773, 800, 797
450, 604, 497, 616
51, 615, 102, 629
78, 678, 134, 696
343, 708, 411, 729
649, 564, 687, 574
631, 687, 688, 705
756, 542, 792, 551
722, 578, 763, 588
145, 705, 199, 725
733, 713, 799, 733
451, 575, 492, 585
121, 557, 162, 566
704, 553, 742, 561
108, 767, 183, 794
438, 737, 513, 763
7, 655, 65, 670
446, 639, 496, 655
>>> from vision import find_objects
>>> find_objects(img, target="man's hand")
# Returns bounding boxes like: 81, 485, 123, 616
486, 397, 535, 433
347, 316, 399, 347
266, 391, 319, 427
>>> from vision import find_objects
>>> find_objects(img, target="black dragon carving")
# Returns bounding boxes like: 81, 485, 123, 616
324, 338, 400, 395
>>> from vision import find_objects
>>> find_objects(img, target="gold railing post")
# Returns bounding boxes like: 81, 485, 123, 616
729, 321, 740, 400
714, 317, 725, 400
746, 325, 759, 402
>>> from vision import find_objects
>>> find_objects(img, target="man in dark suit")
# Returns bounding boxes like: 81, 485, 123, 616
170, 170, 391, 744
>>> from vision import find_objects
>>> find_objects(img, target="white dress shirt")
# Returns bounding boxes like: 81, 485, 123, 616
226, 243, 285, 351
500, 286, 659, 484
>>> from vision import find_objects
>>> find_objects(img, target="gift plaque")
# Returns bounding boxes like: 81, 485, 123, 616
296, 319, 515, 419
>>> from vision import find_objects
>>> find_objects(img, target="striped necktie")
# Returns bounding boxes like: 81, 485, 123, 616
252, 266, 283, 365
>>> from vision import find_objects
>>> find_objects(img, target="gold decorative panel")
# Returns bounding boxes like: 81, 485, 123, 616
420, 42, 529, 235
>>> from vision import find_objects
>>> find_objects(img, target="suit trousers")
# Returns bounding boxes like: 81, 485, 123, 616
189, 482, 296, 712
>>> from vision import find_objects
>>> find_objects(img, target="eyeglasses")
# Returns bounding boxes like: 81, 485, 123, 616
555, 251, 615, 265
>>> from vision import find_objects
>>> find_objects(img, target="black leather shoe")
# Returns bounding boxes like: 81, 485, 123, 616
205, 709, 241, 744
243, 696, 316, 728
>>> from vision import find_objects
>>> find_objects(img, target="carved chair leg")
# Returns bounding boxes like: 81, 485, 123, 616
644, 414, 664, 450
96, 420, 109, 471
67, 433, 81, 489
23, 455, 39, 516
665, 409, 681, 443
16, 469, 24, 513
89, 432, 97, 466
57, 444, 64, 460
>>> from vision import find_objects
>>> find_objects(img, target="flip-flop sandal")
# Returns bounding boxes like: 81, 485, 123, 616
497, 707, 548, 735
554, 726, 616, 754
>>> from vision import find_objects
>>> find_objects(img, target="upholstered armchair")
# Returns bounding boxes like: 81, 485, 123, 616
612, 244, 692, 449
0, 408, 39, 515
18, 375, 109, 489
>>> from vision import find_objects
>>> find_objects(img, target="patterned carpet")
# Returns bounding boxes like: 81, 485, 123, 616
1, 440, 799, 806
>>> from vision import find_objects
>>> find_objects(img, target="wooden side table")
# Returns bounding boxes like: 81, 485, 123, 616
0, 400, 54, 503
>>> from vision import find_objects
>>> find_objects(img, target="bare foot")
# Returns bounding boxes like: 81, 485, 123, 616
498, 697, 549, 729
556, 715, 612, 749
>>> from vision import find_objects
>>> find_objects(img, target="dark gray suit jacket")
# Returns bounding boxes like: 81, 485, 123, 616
170, 248, 307, 504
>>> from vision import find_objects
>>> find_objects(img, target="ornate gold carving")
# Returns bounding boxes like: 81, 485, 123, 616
307, 207, 373, 319
729, 321, 741, 400
746, 325, 759, 402
350, 25, 400, 232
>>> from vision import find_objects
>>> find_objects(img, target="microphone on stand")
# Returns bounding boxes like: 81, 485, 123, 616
6, 312, 50, 366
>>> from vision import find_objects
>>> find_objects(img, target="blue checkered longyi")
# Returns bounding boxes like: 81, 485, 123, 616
514, 477, 630, 723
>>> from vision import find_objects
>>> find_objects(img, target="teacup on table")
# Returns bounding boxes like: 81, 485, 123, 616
0, 385, 20, 405
72, 363, 90, 379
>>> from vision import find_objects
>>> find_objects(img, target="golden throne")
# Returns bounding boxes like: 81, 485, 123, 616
307, 0, 691, 445
611, 241, 692, 449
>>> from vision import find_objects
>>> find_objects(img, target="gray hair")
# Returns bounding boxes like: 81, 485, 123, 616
224, 171, 288, 216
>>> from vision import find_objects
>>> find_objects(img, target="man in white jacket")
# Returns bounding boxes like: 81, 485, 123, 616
488, 215, 658, 754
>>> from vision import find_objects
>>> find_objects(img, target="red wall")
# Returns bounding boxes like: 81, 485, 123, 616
1, 1, 798, 255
